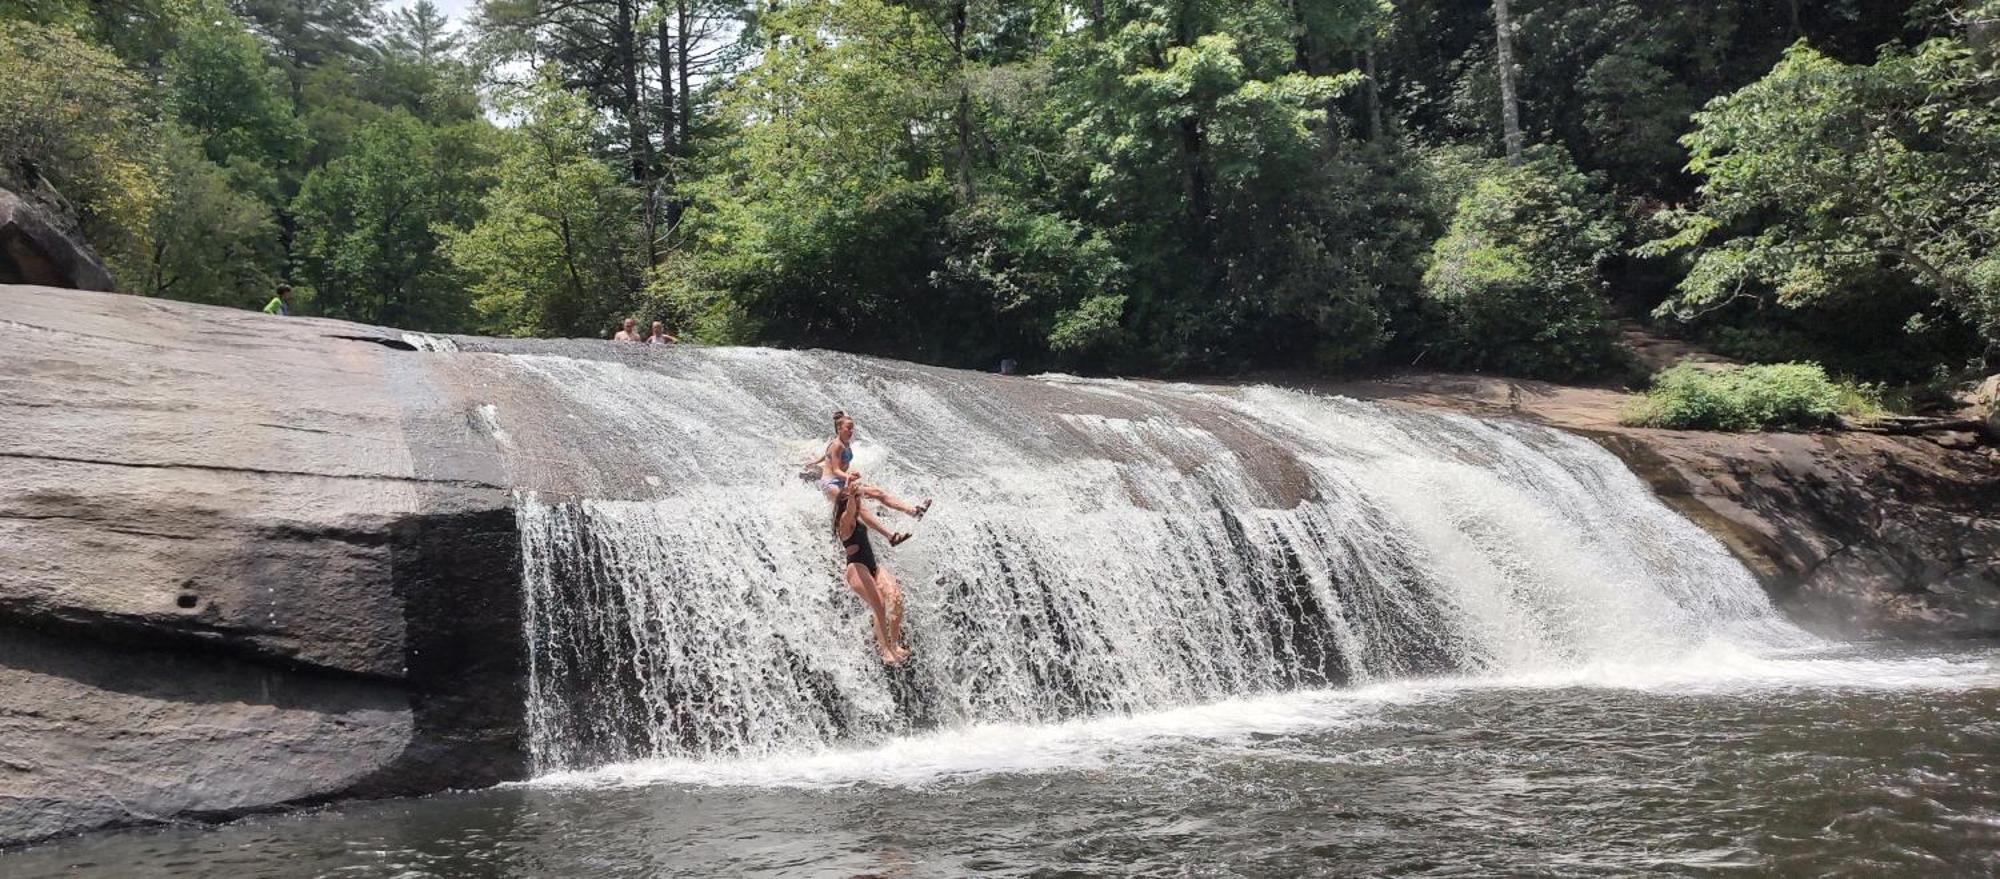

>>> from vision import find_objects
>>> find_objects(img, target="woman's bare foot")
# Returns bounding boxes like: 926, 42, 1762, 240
879, 646, 906, 666
888, 531, 912, 547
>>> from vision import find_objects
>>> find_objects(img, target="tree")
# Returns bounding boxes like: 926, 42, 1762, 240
369, 0, 484, 122
230, 0, 381, 99
444, 73, 644, 337
140, 128, 285, 307
649, 0, 958, 350
292, 111, 496, 329
1643, 35, 2000, 365
473, 0, 748, 263
1492, 0, 1522, 163
1379, 1, 1916, 197
383, 0, 461, 63
0, 20, 162, 285
1422, 146, 1622, 378
660, 0, 1433, 373
1053, 0, 1406, 371
165, 8, 304, 173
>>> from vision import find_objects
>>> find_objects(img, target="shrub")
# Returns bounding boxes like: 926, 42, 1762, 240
1642, 39, 2000, 368
1622, 362, 1881, 431
1419, 147, 1624, 380
0, 21, 164, 284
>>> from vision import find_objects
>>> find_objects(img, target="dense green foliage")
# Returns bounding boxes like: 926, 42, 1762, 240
1622, 363, 1882, 431
293, 111, 494, 328
445, 76, 644, 336
1420, 147, 1621, 379
1643, 20, 2000, 374
2, 0, 1995, 388
0, 20, 163, 278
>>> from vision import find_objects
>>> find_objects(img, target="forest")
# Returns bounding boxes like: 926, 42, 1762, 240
3, 0, 1996, 390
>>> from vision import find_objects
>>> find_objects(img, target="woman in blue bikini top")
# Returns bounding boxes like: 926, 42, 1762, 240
814, 411, 932, 520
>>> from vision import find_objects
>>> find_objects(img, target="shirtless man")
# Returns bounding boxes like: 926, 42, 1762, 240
612, 318, 643, 342
815, 412, 931, 520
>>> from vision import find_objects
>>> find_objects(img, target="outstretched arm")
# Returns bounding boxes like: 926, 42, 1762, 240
835, 491, 860, 540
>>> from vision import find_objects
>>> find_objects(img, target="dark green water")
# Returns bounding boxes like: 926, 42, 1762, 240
9, 645, 1998, 877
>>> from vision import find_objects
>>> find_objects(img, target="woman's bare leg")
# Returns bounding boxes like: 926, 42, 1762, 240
860, 485, 926, 517
874, 566, 908, 661
856, 504, 904, 541
844, 564, 897, 662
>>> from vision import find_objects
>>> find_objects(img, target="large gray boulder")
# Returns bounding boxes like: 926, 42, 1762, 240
0, 190, 115, 292
0, 286, 527, 847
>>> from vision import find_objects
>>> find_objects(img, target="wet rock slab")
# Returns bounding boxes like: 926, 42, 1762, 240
0, 286, 526, 847
1327, 372, 2000, 639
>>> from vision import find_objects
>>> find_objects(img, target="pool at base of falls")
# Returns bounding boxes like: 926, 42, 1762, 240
11, 641, 1998, 878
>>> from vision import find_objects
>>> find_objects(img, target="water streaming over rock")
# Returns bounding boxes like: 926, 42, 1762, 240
498, 347, 1801, 773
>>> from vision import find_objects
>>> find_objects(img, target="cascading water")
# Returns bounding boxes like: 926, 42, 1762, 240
493, 347, 1804, 774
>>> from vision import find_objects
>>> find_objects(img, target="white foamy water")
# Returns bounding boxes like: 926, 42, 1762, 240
497, 347, 1823, 775
400, 332, 459, 352
531, 688, 1388, 790
528, 647, 2000, 792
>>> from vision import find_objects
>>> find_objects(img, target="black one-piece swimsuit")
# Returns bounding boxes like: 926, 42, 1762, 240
839, 500, 879, 575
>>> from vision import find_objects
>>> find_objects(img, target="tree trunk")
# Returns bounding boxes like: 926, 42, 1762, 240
1289, 0, 1312, 73
1167, 1, 1209, 238
1493, 0, 1523, 164
613, 0, 653, 179
613, 0, 656, 266
656, 4, 682, 237
1363, 42, 1383, 141
952, 0, 975, 201
1180, 116, 1211, 231
658, 6, 677, 157
676, 0, 692, 138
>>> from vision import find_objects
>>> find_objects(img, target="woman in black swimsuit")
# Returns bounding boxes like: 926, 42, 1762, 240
835, 481, 910, 665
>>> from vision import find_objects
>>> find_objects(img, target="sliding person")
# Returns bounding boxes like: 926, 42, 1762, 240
816, 412, 932, 519
834, 480, 911, 665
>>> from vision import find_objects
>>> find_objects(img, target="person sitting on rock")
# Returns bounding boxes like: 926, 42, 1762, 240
263, 284, 292, 316
647, 321, 679, 345
612, 318, 642, 342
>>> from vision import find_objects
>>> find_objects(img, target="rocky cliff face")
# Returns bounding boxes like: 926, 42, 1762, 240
1330, 374, 2000, 639
0, 286, 527, 847
0, 190, 114, 291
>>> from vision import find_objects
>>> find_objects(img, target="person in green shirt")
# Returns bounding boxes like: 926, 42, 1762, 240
263, 284, 292, 316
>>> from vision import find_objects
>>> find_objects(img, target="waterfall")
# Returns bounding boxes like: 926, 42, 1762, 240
495, 347, 1798, 774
